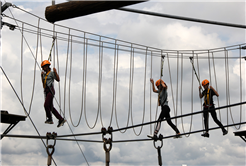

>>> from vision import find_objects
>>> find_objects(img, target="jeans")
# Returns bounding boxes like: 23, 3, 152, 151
44, 86, 62, 120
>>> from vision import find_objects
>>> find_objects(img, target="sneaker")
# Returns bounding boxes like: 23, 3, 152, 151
147, 134, 157, 139
174, 133, 182, 139
45, 119, 53, 124
223, 130, 228, 136
201, 132, 209, 138
57, 118, 66, 128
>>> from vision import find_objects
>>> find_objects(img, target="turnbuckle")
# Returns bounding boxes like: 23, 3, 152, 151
153, 134, 164, 166
101, 127, 113, 166
46, 132, 57, 166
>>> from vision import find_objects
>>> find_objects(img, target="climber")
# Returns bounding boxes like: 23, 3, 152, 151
41, 60, 66, 127
148, 78, 181, 139
199, 79, 228, 137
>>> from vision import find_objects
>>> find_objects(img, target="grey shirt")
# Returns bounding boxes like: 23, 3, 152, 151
157, 88, 168, 106
42, 71, 56, 88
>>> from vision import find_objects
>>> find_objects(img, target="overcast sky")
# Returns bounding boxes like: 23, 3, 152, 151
1, 0, 246, 166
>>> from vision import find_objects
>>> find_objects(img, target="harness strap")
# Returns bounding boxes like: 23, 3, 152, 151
204, 88, 210, 105
43, 71, 51, 88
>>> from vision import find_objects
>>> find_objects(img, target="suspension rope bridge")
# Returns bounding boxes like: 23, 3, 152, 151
1, 2, 246, 166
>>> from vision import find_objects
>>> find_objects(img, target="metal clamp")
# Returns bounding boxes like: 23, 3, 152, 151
46, 132, 57, 166
101, 127, 113, 166
153, 134, 163, 166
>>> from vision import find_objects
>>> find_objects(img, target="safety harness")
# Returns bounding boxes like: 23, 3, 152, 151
43, 71, 51, 89
204, 88, 212, 108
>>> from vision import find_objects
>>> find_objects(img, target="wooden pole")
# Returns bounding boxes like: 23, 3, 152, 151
45, 1, 147, 23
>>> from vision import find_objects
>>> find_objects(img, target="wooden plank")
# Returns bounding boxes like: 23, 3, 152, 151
45, 1, 147, 23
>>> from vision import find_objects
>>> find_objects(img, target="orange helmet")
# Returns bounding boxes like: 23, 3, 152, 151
202, 79, 209, 86
155, 79, 164, 87
41, 60, 51, 67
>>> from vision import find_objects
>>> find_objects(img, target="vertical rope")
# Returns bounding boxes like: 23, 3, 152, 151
39, 28, 43, 61
208, 50, 212, 84
180, 53, 184, 133
99, 40, 104, 127
211, 52, 221, 121
189, 53, 194, 137
63, 28, 71, 119
28, 18, 40, 115
84, 38, 100, 129
167, 53, 176, 126
239, 46, 242, 128
52, 24, 56, 68
175, 51, 179, 126
150, 51, 153, 134
224, 48, 229, 131
153, 52, 164, 134
196, 53, 205, 132
54, 32, 61, 114
110, 40, 118, 126
114, 45, 129, 133
81, 35, 87, 125
20, 22, 24, 104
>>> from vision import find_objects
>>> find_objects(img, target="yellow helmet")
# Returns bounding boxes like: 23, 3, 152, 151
202, 79, 209, 86
41, 60, 51, 67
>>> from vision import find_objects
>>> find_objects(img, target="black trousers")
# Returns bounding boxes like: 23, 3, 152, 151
203, 105, 225, 132
155, 105, 180, 134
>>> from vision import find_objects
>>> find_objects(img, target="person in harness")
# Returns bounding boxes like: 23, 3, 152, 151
41, 60, 66, 127
199, 79, 227, 137
148, 78, 181, 139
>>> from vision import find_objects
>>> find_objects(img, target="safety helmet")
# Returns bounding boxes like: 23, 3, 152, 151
41, 60, 51, 67
155, 79, 164, 87
202, 79, 209, 86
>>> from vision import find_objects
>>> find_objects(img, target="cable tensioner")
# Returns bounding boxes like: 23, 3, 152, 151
46, 132, 57, 166
153, 134, 164, 166
101, 127, 113, 166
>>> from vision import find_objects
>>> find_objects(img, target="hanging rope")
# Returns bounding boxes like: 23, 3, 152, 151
114, 45, 131, 133
63, 29, 71, 119
27, 18, 40, 116
110, 40, 118, 126
84, 38, 100, 129
167, 53, 177, 127
68, 35, 83, 127
150, 51, 153, 134
175, 51, 179, 126
99, 40, 104, 127
48, 36, 56, 62
224, 48, 229, 131
211, 52, 222, 121
20, 22, 24, 104
54, 31, 62, 115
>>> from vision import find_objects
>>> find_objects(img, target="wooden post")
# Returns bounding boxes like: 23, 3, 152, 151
45, 1, 147, 23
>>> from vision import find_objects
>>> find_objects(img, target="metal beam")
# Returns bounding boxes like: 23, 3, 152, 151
1, 111, 26, 139
1, 2, 12, 14
117, 7, 246, 29
234, 130, 246, 143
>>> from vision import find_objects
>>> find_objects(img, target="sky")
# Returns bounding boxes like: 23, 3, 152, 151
1, 0, 246, 166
